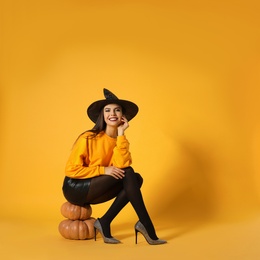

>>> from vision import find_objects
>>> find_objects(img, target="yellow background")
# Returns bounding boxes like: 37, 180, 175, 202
1, 0, 260, 259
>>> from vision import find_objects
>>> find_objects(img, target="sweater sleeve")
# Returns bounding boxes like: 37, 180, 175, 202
65, 136, 105, 179
112, 135, 132, 168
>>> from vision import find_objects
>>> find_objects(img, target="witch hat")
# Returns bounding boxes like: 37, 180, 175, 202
87, 89, 139, 123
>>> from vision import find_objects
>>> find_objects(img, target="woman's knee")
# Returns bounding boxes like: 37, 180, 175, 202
135, 173, 143, 187
123, 167, 143, 187
123, 166, 134, 173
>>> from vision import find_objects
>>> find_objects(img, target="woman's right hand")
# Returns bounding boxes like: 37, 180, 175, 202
104, 166, 125, 179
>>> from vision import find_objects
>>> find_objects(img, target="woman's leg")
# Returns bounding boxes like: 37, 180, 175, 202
86, 175, 123, 204
119, 167, 158, 240
87, 167, 158, 240
86, 170, 143, 237
97, 171, 143, 238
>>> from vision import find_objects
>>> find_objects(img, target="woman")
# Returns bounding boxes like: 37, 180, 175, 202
62, 88, 166, 245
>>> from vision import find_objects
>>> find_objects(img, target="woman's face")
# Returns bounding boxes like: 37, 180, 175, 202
103, 104, 124, 127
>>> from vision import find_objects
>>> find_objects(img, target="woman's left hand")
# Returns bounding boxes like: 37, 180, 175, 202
117, 116, 129, 136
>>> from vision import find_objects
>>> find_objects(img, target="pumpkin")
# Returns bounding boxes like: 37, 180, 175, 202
61, 202, 92, 220
58, 218, 96, 240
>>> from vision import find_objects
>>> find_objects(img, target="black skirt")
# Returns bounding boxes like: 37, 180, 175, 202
62, 176, 91, 206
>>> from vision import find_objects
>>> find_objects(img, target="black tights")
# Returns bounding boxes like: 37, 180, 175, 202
86, 167, 158, 240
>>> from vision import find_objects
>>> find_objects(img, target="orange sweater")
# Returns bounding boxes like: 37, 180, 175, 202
65, 131, 132, 179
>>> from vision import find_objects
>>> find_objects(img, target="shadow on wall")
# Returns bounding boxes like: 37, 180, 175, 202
152, 140, 217, 226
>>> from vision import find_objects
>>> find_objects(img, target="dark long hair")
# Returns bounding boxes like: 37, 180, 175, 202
72, 110, 106, 146
89, 111, 106, 136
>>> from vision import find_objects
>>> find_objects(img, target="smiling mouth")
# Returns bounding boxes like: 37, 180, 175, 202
109, 117, 118, 121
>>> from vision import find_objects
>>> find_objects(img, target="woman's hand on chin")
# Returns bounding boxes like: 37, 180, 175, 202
117, 116, 129, 136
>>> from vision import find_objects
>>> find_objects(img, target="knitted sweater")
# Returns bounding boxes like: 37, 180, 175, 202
65, 131, 132, 179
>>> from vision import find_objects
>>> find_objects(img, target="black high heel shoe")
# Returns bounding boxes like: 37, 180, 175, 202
134, 221, 167, 245
94, 219, 121, 244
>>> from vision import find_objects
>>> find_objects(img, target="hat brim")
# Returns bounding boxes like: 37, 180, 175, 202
87, 99, 139, 123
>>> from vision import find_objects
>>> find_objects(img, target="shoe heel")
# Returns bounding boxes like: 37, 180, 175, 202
94, 227, 97, 241
93, 219, 121, 244
134, 221, 167, 245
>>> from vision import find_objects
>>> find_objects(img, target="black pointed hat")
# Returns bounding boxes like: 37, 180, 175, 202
87, 89, 139, 123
